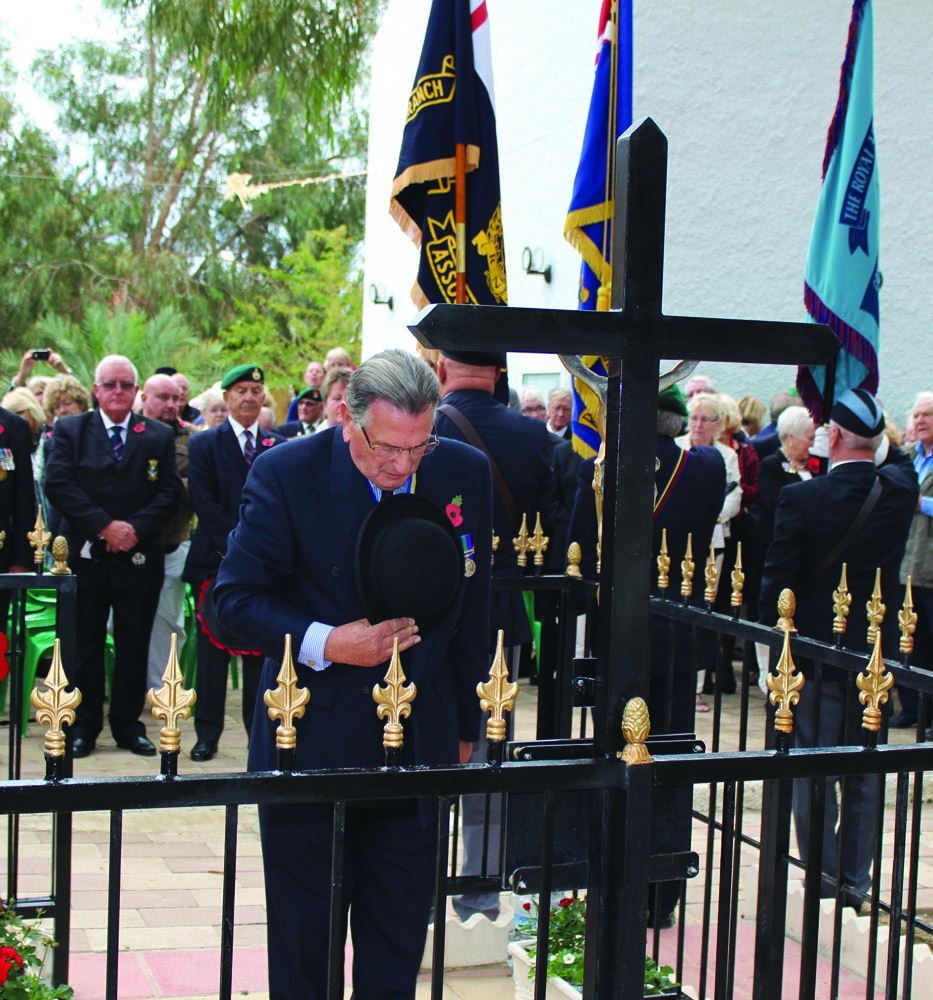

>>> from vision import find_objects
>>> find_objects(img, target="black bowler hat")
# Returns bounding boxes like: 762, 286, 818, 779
355, 493, 463, 633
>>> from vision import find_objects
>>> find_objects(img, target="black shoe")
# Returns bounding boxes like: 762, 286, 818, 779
190, 739, 218, 762
889, 712, 918, 729
71, 737, 95, 758
117, 736, 157, 757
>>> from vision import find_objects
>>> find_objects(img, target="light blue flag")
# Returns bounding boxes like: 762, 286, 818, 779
799, 0, 879, 424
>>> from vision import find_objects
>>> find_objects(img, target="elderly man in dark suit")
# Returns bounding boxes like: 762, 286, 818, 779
760, 389, 918, 908
275, 385, 323, 438
213, 349, 492, 1000
44, 355, 183, 757
183, 364, 286, 761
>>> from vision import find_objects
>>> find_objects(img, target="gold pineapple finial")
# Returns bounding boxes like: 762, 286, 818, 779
680, 533, 695, 599
565, 541, 583, 578
857, 630, 893, 733
264, 635, 310, 751
478, 630, 519, 743
529, 512, 549, 567
832, 563, 851, 636
619, 697, 653, 764
899, 576, 917, 656
31, 639, 81, 758
730, 542, 744, 607
147, 633, 197, 754
865, 568, 885, 646
27, 506, 51, 566
373, 638, 417, 752
513, 513, 532, 569
0, 529, 5, 550
657, 528, 670, 590
703, 540, 718, 604
49, 537, 71, 575
767, 590, 804, 734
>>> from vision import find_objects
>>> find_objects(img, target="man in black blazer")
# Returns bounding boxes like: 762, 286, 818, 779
275, 385, 323, 438
183, 364, 286, 760
0, 407, 38, 647
44, 355, 183, 757
760, 389, 918, 908
213, 349, 492, 1000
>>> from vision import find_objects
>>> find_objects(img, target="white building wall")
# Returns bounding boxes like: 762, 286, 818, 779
363, 0, 933, 424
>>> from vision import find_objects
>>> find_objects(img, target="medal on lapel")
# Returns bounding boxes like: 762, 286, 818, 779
0, 449, 15, 481
462, 533, 476, 578
148, 459, 159, 481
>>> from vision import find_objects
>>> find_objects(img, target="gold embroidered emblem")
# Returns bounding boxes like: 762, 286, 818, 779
406, 54, 456, 124
472, 202, 508, 304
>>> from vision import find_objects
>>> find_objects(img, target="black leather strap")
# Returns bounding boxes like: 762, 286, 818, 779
809, 475, 882, 582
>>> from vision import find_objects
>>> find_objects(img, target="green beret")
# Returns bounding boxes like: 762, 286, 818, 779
221, 364, 264, 390
658, 384, 687, 417
297, 386, 323, 404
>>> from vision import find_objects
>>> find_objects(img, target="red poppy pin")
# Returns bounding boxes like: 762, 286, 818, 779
0, 426, 4, 435
261, 437, 275, 447
132, 422, 145, 433
446, 494, 464, 527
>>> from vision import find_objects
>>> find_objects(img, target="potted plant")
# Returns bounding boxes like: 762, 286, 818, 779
509, 896, 679, 999
0, 900, 73, 999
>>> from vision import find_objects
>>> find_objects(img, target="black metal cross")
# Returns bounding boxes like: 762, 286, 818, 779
412, 116, 837, 1000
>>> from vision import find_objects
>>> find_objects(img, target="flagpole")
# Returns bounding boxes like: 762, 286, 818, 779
597, 0, 619, 312
455, 142, 467, 304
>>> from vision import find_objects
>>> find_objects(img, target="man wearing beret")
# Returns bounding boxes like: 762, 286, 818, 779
44, 355, 183, 758
213, 349, 492, 999
276, 385, 323, 438
760, 388, 919, 909
183, 364, 286, 761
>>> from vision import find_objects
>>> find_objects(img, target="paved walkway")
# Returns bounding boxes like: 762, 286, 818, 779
4, 665, 929, 999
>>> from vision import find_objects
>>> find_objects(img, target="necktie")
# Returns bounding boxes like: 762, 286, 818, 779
110, 425, 123, 461
243, 429, 256, 467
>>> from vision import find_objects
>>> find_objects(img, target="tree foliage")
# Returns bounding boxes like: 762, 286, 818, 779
220, 226, 362, 384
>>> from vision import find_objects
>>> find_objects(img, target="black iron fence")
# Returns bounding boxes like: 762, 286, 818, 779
4, 560, 933, 1000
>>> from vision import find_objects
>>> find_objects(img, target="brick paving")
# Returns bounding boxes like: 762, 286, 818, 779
3, 664, 930, 998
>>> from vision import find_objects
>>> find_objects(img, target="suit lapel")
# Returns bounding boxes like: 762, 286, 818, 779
220, 421, 249, 479
321, 432, 372, 562
90, 409, 120, 465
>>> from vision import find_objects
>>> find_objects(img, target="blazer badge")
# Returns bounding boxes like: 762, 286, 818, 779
148, 459, 159, 481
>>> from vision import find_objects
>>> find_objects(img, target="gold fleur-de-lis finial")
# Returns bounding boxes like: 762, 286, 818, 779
680, 533, 695, 599
49, 537, 72, 575
513, 513, 532, 568
565, 541, 583, 578
619, 697, 653, 764
730, 542, 744, 607
264, 635, 310, 751
657, 528, 670, 591
767, 590, 804, 735
529, 513, 549, 567
865, 568, 885, 646
373, 638, 417, 752
478, 630, 519, 743
147, 633, 197, 754
703, 540, 718, 605
31, 639, 81, 758
832, 563, 851, 636
27, 506, 51, 565
857, 630, 893, 732
899, 576, 917, 656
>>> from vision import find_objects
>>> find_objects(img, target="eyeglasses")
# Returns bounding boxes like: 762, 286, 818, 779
360, 424, 440, 460
688, 415, 719, 424
523, 405, 546, 414
97, 381, 136, 392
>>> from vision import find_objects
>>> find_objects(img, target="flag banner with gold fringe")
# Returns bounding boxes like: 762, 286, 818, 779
391, 0, 507, 311
799, 0, 879, 423
564, 0, 632, 458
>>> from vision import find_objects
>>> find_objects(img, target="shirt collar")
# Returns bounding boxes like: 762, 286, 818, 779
101, 413, 130, 433
227, 415, 260, 438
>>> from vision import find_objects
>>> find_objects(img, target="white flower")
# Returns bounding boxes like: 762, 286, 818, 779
563, 954, 576, 965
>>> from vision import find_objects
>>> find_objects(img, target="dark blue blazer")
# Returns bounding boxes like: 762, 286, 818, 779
436, 389, 550, 647
214, 426, 493, 772
275, 420, 314, 439
44, 410, 182, 586
183, 421, 286, 584
0, 408, 36, 569
760, 448, 918, 648
652, 435, 726, 677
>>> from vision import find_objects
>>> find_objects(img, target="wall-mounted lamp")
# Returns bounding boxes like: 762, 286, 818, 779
521, 246, 552, 284
369, 283, 394, 310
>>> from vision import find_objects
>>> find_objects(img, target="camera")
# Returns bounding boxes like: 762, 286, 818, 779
31, 349, 51, 361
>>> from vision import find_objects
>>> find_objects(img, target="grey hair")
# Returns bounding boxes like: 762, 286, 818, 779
777, 405, 814, 443
657, 409, 685, 437
548, 386, 572, 404
345, 349, 440, 426
94, 354, 139, 384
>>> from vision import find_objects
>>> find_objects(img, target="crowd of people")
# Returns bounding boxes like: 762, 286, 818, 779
2, 345, 932, 992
